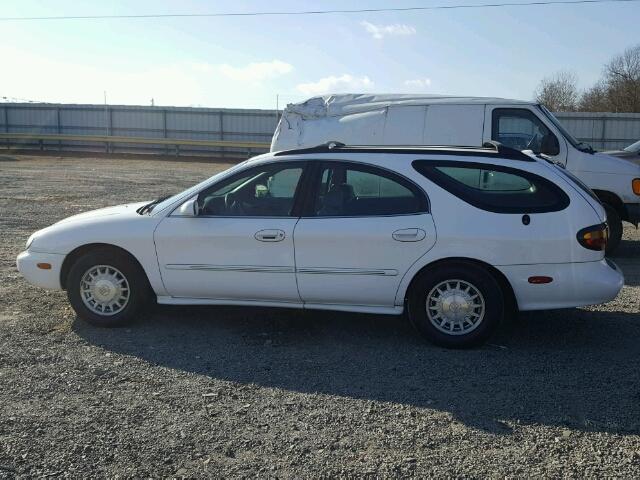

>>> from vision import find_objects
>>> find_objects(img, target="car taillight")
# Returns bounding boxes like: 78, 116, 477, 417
577, 223, 608, 251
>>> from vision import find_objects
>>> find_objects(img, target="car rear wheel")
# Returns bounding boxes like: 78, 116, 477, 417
67, 249, 150, 327
407, 262, 504, 348
603, 203, 622, 255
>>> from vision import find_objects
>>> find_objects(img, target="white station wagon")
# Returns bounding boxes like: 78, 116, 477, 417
17, 143, 624, 347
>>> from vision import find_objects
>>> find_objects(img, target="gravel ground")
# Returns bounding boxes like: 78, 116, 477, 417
0, 153, 639, 478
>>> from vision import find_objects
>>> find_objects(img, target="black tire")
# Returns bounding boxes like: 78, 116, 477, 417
603, 203, 622, 255
407, 262, 504, 349
67, 248, 151, 327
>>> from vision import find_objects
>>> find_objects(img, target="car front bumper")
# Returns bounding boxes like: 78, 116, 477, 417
16, 250, 65, 290
626, 203, 640, 227
497, 258, 624, 311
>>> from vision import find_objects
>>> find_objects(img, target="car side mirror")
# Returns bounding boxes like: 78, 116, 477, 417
174, 196, 199, 217
541, 134, 560, 156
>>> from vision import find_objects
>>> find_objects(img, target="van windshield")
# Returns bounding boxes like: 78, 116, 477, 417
537, 105, 593, 153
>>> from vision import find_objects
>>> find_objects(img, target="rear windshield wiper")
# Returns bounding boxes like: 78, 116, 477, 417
137, 195, 171, 215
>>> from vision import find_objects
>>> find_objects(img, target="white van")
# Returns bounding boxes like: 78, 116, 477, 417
272, 94, 640, 253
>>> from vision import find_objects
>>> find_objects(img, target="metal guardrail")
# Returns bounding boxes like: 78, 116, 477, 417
0, 133, 271, 156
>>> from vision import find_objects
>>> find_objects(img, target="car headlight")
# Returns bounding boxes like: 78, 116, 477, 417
25, 234, 35, 250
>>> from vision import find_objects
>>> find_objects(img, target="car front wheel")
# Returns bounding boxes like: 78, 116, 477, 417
408, 262, 504, 348
67, 249, 150, 327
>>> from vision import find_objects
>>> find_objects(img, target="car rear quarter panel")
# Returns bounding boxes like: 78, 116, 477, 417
392, 157, 605, 306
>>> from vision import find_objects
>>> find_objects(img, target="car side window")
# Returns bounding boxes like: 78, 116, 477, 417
435, 167, 535, 192
413, 161, 570, 214
492, 108, 560, 156
197, 164, 303, 217
313, 163, 427, 217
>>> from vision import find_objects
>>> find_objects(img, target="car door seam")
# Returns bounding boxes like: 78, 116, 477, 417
292, 216, 304, 304
152, 216, 171, 296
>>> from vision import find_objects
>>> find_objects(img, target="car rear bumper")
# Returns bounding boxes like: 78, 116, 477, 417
497, 259, 624, 311
626, 203, 640, 227
16, 250, 65, 290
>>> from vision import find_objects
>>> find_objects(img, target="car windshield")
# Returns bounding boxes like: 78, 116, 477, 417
537, 105, 592, 152
141, 160, 251, 215
624, 140, 640, 153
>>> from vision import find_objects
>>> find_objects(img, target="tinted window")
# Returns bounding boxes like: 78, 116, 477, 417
413, 161, 570, 214
198, 164, 303, 217
492, 108, 560, 156
313, 163, 427, 217
435, 167, 534, 192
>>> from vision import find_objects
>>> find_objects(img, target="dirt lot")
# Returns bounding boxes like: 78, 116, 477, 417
0, 153, 639, 478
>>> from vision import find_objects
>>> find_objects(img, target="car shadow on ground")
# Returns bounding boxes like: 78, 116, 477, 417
612, 237, 640, 258
73, 304, 640, 436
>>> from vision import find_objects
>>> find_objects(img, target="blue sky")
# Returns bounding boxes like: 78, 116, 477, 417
1, 0, 639, 109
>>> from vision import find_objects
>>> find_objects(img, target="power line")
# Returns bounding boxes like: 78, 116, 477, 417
1, 0, 638, 21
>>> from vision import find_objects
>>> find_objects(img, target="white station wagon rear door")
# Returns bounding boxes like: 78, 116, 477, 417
293, 161, 436, 309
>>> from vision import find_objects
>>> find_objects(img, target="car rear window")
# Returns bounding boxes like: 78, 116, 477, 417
412, 160, 570, 214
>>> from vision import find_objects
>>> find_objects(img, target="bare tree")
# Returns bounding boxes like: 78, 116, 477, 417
532, 44, 640, 113
534, 71, 579, 112
579, 80, 610, 112
603, 44, 640, 112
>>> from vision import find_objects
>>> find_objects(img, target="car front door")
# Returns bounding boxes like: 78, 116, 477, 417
293, 161, 436, 309
154, 161, 308, 303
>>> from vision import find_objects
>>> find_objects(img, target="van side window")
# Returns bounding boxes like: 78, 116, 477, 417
412, 161, 570, 214
492, 108, 560, 156
312, 163, 428, 217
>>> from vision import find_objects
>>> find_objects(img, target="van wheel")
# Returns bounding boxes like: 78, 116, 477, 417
407, 262, 504, 348
603, 203, 622, 255
67, 249, 150, 327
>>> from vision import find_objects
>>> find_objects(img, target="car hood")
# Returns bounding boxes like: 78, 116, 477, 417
581, 152, 640, 175
26, 201, 153, 254
55, 201, 149, 225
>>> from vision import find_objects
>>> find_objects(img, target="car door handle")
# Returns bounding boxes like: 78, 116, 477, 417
255, 229, 286, 242
392, 228, 426, 242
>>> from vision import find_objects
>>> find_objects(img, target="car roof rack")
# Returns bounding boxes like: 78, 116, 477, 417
273, 140, 534, 162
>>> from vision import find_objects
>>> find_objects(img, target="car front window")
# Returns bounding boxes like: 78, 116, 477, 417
492, 108, 560, 156
147, 160, 250, 215
197, 164, 304, 217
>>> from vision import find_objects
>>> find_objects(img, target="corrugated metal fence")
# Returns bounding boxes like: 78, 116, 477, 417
0, 103, 278, 157
1, 103, 639, 155
553, 112, 640, 150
